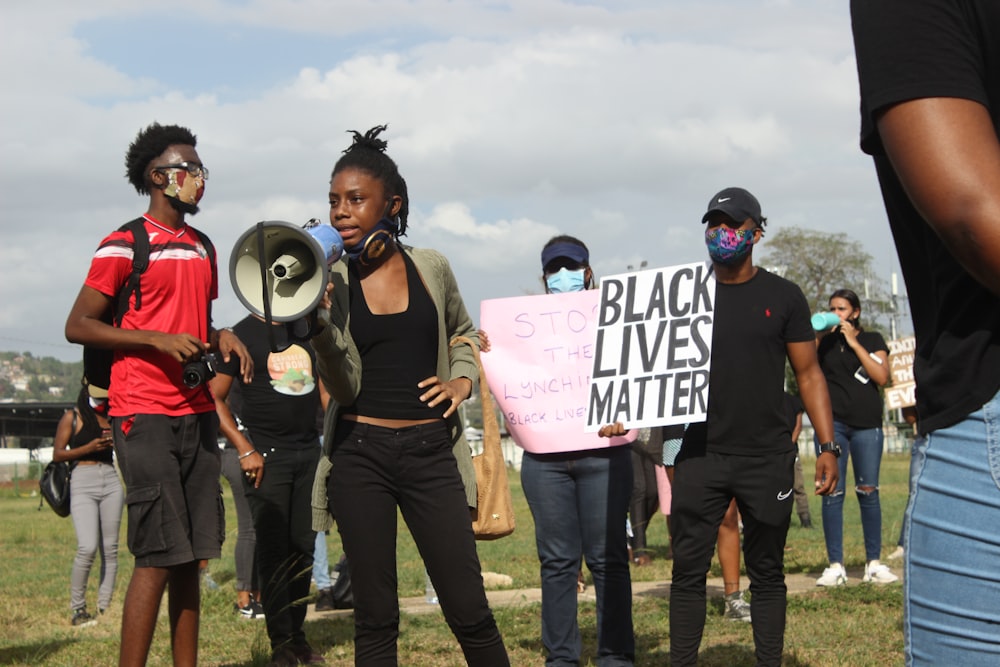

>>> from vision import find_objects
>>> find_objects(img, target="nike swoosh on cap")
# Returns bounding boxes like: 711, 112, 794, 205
717, 197, 731, 202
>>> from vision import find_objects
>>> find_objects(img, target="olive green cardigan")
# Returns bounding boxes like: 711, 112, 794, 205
310, 246, 479, 532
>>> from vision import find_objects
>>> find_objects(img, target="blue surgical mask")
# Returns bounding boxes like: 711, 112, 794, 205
546, 268, 587, 293
705, 226, 755, 265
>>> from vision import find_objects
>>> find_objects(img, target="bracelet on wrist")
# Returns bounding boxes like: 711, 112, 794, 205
238, 449, 257, 460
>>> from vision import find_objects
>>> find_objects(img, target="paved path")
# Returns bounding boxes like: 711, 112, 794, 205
305, 566, 899, 621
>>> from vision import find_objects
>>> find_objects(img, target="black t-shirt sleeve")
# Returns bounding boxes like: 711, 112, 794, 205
852, 0, 994, 154
784, 282, 814, 344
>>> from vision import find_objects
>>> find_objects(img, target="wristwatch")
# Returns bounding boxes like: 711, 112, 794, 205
818, 441, 842, 458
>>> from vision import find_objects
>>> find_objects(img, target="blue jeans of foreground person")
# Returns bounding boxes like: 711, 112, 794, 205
814, 422, 885, 563
521, 447, 634, 667
328, 420, 508, 667
904, 389, 1000, 666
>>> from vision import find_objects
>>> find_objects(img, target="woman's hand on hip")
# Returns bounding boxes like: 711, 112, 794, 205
418, 376, 473, 418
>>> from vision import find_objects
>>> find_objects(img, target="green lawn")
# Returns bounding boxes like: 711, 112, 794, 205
0, 455, 909, 666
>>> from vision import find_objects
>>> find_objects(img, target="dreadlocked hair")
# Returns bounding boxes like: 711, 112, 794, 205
331, 124, 410, 238
75, 383, 100, 435
125, 122, 198, 195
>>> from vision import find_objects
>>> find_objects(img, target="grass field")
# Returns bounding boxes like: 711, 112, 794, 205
0, 455, 909, 666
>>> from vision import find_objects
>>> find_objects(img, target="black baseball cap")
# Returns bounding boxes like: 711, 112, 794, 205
701, 187, 764, 226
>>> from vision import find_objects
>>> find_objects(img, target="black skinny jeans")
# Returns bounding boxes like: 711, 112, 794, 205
328, 420, 509, 667
245, 446, 318, 650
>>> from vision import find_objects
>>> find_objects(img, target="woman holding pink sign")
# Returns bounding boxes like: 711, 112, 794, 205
486, 235, 635, 667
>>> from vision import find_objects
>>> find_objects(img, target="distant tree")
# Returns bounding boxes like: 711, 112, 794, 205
760, 227, 893, 330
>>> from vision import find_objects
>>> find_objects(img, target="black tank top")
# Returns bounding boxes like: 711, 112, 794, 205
69, 409, 113, 464
346, 252, 444, 419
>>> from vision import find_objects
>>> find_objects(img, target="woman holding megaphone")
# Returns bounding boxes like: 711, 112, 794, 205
813, 288, 896, 587
310, 125, 509, 666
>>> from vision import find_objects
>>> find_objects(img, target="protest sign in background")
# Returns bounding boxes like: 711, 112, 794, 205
480, 290, 635, 454
885, 336, 916, 410
586, 262, 716, 430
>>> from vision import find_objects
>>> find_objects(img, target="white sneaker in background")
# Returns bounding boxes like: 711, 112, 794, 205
863, 560, 899, 584
816, 562, 848, 587
887, 546, 904, 561
724, 590, 752, 622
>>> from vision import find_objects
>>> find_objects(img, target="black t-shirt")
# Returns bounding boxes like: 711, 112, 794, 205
817, 330, 888, 429
782, 393, 803, 435
216, 316, 321, 450
852, 0, 1000, 433
684, 268, 814, 455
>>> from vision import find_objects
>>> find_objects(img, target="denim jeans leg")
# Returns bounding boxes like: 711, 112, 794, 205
522, 453, 584, 666
576, 448, 634, 667
816, 423, 851, 564
904, 390, 1000, 666
847, 426, 884, 561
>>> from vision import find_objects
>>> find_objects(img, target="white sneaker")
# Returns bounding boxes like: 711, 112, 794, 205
724, 590, 752, 623
816, 563, 848, 587
887, 546, 904, 561
863, 560, 899, 584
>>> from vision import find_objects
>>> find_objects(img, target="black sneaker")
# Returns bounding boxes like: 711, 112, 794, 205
71, 607, 97, 627
234, 597, 265, 619
315, 587, 335, 612
291, 643, 327, 666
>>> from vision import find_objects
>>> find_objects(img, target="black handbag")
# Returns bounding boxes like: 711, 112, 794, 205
39, 459, 73, 517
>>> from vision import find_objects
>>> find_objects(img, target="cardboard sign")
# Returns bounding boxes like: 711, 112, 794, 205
479, 290, 635, 454
885, 336, 916, 409
586, 262, 716, 430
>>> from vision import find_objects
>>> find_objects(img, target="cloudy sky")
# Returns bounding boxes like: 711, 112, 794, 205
0, 0, 902, 362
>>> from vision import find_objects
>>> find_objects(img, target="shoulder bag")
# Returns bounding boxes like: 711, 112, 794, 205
450, 335, 516, 540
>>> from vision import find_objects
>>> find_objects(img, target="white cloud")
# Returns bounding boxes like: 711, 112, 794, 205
0, 0, 904, 360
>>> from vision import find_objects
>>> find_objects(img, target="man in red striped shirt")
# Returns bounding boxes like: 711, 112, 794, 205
66, 122, 252, 667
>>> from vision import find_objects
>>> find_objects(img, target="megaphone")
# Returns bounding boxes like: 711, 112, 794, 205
811, 312, 842, 331
230, 220, 344, 323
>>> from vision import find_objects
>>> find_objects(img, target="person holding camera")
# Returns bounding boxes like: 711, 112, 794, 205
813, 289, 895, 587
65, 122, 252, 667
52, 377, 124, 627
211, 316, 329, 666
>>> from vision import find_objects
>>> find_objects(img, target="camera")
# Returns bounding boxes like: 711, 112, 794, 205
182, 353, 219, 388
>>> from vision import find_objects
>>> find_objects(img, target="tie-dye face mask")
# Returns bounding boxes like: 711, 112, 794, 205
705, 226, 755, 265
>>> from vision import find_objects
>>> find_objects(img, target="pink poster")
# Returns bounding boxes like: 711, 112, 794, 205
479, 290, 635, 454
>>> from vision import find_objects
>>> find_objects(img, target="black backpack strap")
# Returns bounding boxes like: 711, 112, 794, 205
113, 217, 150, 325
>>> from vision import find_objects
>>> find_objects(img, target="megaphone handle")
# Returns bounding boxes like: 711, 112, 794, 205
255, 222, 280, 353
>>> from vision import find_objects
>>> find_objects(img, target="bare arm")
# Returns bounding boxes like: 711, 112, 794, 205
787, 340, 838, 495
878, 97, 1000, 296
208, 373, 263, 488
839, 321, 890, 386
65, 285, 206, 363
51, 409, 112, 463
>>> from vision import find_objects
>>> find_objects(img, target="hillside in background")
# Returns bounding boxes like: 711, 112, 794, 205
0, 352, 82, 402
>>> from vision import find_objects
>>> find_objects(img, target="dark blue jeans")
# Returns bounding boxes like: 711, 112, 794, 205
521, 447, 634, 667
327, 420, 508, 667
245, 446, 318, 651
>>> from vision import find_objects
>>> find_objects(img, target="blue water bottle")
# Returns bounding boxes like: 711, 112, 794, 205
811, 312, 841, 331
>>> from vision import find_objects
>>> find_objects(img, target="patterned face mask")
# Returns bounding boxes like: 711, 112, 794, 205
705, 226, 755, 265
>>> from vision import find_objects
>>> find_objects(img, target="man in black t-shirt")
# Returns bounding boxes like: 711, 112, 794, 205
671, 188, 838, 667
211, 316, 329, 667
852, 2, 1000, 663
